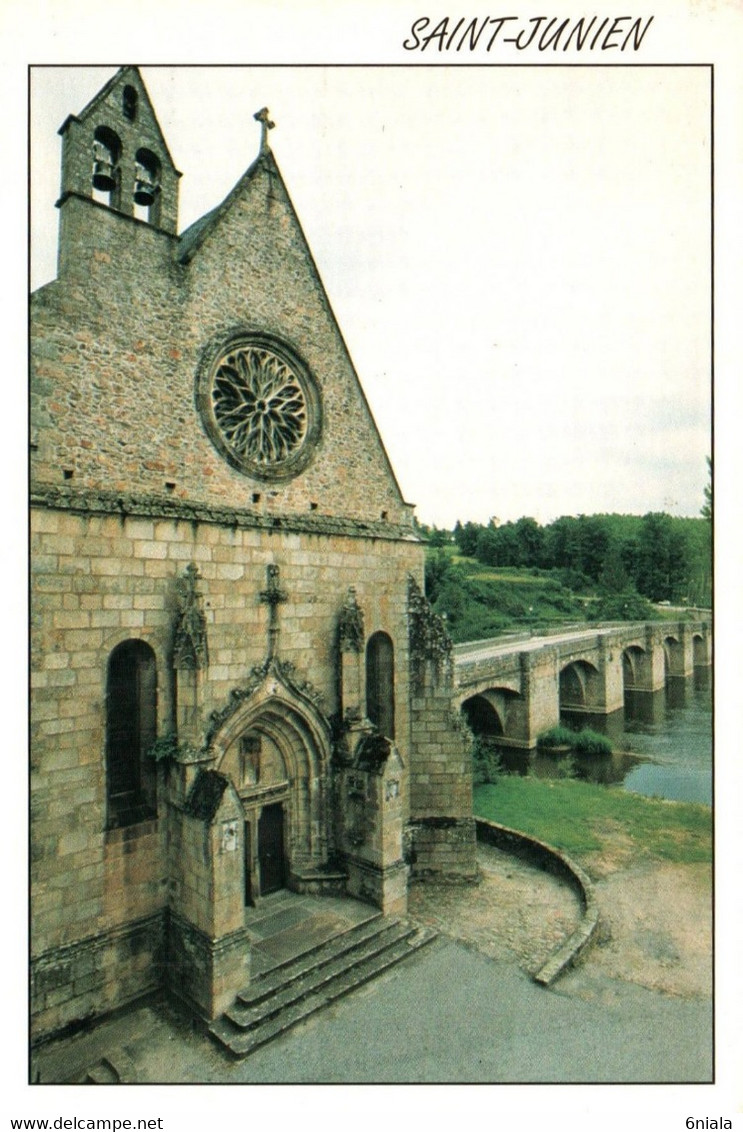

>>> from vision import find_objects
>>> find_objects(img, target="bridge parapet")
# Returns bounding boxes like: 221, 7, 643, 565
453, 619, 712, 747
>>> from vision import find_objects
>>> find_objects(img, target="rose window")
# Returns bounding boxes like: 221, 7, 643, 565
198, 335, 321, 481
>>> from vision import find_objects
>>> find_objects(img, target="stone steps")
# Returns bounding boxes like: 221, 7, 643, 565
209, 916, 436, 1058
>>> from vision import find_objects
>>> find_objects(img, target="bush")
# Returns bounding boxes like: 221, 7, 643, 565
555, 754, 578, 779
572, 729, 613, 756
471, 735, 504, 785
146, 733, 197, 763
536, 725, 576, 750
586, 590, 654, 622
537, 725, 612, 756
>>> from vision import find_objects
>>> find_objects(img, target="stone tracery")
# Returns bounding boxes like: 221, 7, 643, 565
212, 345, 308, 468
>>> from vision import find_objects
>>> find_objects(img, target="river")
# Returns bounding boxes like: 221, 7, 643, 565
496, 669, 712, 805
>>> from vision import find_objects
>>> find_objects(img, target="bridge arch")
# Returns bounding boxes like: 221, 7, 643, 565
622, 644, 646, 691
693, 632, 710, 667
461, 688, 522, 740
559, 659, 602, 712
663, 634, 683, 680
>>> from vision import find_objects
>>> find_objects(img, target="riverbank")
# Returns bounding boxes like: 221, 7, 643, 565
474, 778, 711, 863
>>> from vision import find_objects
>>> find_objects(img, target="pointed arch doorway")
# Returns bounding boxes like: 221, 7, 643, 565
210, 668, 332, 906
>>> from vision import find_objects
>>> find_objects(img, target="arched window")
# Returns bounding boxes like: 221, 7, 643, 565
92, 126, 121, 208
105, 640, 157, 828
366, 631, 395, 739
122, 84, 138, 121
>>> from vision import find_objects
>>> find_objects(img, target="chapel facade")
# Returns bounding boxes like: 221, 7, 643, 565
30, 67, 476, 1041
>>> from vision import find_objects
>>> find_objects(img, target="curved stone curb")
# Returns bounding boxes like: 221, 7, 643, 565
475, 818, 600, 987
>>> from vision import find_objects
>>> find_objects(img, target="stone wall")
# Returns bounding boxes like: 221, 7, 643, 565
406, 578, 477, 881
30, 503, 419, 736
165, 772, 249, 1018
30, 500, 421, 1036
408, 689, 477, 881
30, 913, 164, 1045
32, 159, 413, 528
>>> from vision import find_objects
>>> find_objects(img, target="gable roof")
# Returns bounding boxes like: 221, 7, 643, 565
178, 151, 264, 264
177, 146, 411, 510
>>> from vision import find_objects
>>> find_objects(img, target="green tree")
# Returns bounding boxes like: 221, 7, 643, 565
542, 515, 581, 572
690, 457, 712, 606
701, 456, 712, 522
636, 512, 690, 602
428, 525, 451, 548
598, 542, 631, 594
425, 549, 453, 604
576, 514, 610, 581
587, 590, 654, 622
475, 524, 504, 567
453, 520, 481, 558
513, 516, 544, 568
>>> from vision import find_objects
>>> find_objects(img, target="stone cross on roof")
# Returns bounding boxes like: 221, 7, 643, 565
254, 107, 275, 154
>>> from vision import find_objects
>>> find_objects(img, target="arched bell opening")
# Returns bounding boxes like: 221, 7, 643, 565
122, 84, 138, 122
133, 147, 162, 225
92, 126, 122, 209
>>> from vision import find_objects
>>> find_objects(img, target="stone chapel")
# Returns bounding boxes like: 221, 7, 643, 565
30, 67, 476, 1042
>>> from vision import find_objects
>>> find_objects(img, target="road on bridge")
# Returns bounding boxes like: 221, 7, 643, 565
453, 623, 649, 666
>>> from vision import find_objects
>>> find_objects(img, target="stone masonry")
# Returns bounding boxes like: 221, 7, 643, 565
30, 67, 476, 1043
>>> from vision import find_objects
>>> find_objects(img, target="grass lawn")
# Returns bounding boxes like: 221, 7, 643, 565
474, 777, 711, 865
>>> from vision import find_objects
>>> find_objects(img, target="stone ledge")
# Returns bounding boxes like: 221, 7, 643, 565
475, 818, 600, 986
30, 485, 418, 545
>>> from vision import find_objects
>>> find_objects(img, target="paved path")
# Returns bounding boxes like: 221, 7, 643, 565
34, 939, 711, 1084
35, 846, 711, 1084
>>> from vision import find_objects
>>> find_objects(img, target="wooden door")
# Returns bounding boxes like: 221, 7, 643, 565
244, 821, 253, 905
258, 804, 285, 896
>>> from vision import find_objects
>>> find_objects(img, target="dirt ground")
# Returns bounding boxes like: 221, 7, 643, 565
580, 826, 712, 998
409, 835, 712, 999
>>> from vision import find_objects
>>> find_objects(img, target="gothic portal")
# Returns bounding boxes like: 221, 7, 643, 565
30, 67, 476, 1038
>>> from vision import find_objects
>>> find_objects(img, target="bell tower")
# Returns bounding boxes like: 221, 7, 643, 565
55, 67, 181, 274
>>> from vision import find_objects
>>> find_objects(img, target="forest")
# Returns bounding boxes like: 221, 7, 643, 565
420, 510, 712, 645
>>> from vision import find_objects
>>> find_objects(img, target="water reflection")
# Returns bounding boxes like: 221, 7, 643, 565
624, 689, 667, 727
488, 670, 712, 804
694, 666, 711, 693
499, 745, 647, 787
665, 675, 688, 710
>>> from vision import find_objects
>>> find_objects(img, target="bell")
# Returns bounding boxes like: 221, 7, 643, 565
92, 158, 116, 192
133, 177, 155, 206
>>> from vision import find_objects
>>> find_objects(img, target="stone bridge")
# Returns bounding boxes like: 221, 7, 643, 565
453, 620, 712, 749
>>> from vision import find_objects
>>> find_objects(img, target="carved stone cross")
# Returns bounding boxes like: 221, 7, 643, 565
254, 107, 275, 154
173, 562, 208, 670
260, 564, 288, 660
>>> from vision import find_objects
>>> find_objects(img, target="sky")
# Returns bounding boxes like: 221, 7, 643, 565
30, 64, 711, 529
